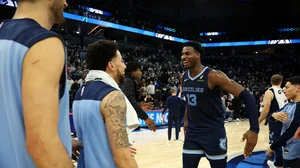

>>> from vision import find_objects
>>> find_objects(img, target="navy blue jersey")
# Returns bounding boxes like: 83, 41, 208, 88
162, 96, 181, 116
182, 67, 224, 133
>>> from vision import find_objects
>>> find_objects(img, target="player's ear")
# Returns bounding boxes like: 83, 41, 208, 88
296, 85, 300, 92
197, 52, 201, 61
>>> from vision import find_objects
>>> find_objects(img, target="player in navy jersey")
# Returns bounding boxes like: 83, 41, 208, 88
181, 41, 259, 168
0, 0, 78, 167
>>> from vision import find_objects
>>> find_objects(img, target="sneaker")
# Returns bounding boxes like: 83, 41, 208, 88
267, 160, 276, 168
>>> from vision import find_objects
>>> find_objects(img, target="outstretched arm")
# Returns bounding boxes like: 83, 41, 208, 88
120, 78, 148, 120
208, 70, 259, 158
101, 91, 138, 168
208, 70, 259, 133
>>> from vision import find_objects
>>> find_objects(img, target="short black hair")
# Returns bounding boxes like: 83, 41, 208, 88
286, 76, 300, 85
125, 61, 141, 74
183, 41, 205, 58
85, 40, 118, 71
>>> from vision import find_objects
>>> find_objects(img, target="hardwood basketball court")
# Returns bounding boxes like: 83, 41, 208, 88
130, 121, 269, 168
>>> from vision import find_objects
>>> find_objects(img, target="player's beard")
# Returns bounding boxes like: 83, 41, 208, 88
116, 69, 125, 85
50, 0, 65, 24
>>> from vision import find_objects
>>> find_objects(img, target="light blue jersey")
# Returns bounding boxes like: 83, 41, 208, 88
73, 80, 117, 168
0, 18, 71, 168
279, 103, 300, 160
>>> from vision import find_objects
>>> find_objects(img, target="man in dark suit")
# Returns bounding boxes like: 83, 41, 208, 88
120, 61, 156, 131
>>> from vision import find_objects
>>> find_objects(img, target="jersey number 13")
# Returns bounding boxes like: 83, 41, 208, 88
186, 94, 197, 106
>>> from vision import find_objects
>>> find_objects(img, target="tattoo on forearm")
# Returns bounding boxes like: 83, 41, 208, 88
104, 91, 129, 148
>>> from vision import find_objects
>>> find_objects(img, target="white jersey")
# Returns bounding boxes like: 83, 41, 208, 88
269, 86, 288, 110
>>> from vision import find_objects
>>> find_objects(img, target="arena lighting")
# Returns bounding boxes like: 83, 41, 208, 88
64, 13, 300, 47
85, 7, 112, 16
202, 39, 300, 47
63, 12, 189, 43
157, 25, 176, 33
2, 3, 300, 46
278, 28, 300, 32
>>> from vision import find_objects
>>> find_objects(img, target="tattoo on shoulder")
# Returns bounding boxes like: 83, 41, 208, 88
104, 91, 129, 148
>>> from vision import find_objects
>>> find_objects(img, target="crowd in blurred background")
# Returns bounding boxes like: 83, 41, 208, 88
65, 35, 300, 122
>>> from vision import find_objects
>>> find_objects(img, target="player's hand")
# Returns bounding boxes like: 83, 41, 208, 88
139, 102, 154, 110
139, 102, 148, 109
293, 127, 300, 141
183, 121, 188, 137
267, 146, 274, 156
272, 112, 289, 122
144, 117, 156, 132
130, 146, 137, 156
241, 130, 258, 158
72, 138, 83, 159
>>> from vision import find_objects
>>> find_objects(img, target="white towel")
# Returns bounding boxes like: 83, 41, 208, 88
85, 70, 140, 135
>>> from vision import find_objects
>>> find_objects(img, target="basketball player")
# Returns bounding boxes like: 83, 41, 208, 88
162, 88, 182, 141
181, 41, 259, 168
0, 0, 74, 168
72, 40, 138, 168
267, 76, 300, 167
258, 74, 288, 168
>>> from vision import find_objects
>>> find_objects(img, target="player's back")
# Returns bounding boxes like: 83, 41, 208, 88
0, 19, 71, 168
72, 80, 118, 168
268, 86, 288, 115
166, 95, 181, 116
182, 67, 224, 133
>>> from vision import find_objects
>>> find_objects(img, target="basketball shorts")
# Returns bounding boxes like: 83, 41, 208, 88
183, 127, 227, 156
268, 121, 282, 144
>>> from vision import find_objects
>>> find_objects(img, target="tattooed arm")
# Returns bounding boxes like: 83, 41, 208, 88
101, 91, 139, 168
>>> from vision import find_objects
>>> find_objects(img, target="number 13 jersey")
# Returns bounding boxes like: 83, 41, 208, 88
182, 67, 225, 133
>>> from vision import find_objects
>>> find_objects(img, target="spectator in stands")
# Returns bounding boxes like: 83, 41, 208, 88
221, 95, 227, 118
70, 80, 80, 100
232, 96, 242, 121
67, 75, 74, 91
144, 94, 154, 103
78, 75, 85, 87
140, 83, 148, 101
120, 61, 156, 131
147, 81, 155, 97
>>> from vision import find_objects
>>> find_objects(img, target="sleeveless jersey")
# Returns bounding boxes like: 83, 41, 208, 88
0, 18, 71, 168
268, 86, 288, 116
72, 80, 118, 168
182, 67, 224, 133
